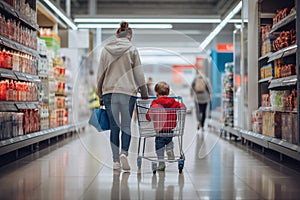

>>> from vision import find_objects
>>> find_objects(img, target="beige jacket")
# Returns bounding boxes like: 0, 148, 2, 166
97, 37, 148, 98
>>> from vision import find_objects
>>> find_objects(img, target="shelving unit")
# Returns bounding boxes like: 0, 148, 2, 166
0, 36, 38, 56
256, 0, 299, 158
0, 123, 81, 157
0, 0, 39, 30
0, 0, 86, 157
222, 62, 234, 127
219, 0, 300, 161
0, 0, 40, 139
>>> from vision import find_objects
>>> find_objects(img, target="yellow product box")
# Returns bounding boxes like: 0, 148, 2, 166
260, 67, 265, 79
264, 65, 273, 78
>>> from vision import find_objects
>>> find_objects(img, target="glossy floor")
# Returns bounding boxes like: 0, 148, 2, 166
0, 115, 300, 200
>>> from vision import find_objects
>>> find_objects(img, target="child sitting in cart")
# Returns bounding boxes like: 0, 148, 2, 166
146, 81, 185, 171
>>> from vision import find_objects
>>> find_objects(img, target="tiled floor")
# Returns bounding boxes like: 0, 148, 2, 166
0, 114, 300, 200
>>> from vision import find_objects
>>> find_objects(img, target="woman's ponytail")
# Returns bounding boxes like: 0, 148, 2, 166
116, 21, 132, 38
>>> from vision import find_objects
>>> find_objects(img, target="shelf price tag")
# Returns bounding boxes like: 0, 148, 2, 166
15, 103, 28, 110
14, 72, 27, 81
26, 103, 37, 109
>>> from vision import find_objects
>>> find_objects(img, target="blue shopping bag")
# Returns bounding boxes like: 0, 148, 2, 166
88, 108, 110, 131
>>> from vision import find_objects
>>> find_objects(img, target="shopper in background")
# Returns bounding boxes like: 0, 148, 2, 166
97, 21, 148, 171
146, 81, 185, 171
191, 70, 212, 132
146, 77, 155, 96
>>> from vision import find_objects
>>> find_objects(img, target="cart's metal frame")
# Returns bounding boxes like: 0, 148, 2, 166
135, 96, 186, 173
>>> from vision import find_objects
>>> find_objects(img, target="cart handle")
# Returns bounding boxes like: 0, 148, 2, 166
137, 96, 183, 101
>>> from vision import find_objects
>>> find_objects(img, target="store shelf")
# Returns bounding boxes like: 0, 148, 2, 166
258, 52, 272, 61
0, 36, 38, 57
0, 101, 18, 111
268, 44, 297, 62
0, 122, 86, 156
0, 68, 17, 80
269, 139, 300, 161
240, 129, 300, 161
209, 118, 300, 160
258, 106, 272, 111
0, 101, 39, 111
240, 129, 272, 148
222, 126, 242, 138
268, 75, 297, 89
269, 12, 296, 34
0, 1, 39, 30
258, 77, 272, 83
0, 68, 40, 82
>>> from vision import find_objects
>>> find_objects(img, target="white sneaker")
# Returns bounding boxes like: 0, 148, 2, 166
113, 162, 121, 170
120, 154, 130, 171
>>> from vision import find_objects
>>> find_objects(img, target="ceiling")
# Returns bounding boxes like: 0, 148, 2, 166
56, 0, 240, 18
44, 0, 242, 52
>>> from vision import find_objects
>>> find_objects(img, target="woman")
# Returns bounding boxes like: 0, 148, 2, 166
97, 22, 148, 171
191, 70, 212, 132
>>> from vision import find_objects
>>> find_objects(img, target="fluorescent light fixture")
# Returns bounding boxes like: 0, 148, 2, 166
199, 0, 242, 50
75, 18, 221, 24
77, 24, 173, 29
43, 0, 77, 30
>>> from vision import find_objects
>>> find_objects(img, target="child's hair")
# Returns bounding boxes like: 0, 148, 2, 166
155, 81, 170, 96
116, 21, 132, 38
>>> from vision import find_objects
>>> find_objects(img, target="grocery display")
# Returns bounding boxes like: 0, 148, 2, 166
256, 0, 298, 145
38, 30, 70, 128
37, 37, 49, 130
0, 0, 81, 158
0, 0, 40, 139
50, 56, 67, 127
222, 62, 234, 127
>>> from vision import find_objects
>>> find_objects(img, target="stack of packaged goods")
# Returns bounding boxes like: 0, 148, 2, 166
63, 56, 73, 125
222, 62, 234, 127
39, 28, 69, 128
37, 38, 49, 130
0, 80, 38, 101
0, 112, 23, 140
257, 2, 298, 146
251, 110, 263, 134
260, 25, 272, 57
51, 56, 67, 127
262, 110, 282, 138
39, 28, 61, 56
2, 0, 37, 22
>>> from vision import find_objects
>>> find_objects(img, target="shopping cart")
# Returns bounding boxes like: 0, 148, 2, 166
136, 96, 187, 174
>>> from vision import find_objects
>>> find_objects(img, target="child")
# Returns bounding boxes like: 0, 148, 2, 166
146, 81, 185, 171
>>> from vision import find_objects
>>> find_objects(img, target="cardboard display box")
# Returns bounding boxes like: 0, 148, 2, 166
262, 111, 282, 138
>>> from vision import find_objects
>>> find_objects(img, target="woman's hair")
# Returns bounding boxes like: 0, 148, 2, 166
155, 81, 170, 96
116, 21, 132, 38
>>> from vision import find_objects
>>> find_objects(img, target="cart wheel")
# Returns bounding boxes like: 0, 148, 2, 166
178, 160, 184, 174
152, 162, 157, 174
137, 156, 142, 169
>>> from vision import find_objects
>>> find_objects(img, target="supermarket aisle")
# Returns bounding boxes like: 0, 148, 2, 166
0, 114, 300, 200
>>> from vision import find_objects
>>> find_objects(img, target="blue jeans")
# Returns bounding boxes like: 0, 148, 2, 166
102, 93, 136, 162
155, 130, 174, 160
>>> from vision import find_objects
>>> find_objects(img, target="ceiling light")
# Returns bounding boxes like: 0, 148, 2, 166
74, 18, 221, 24
43, 0, 77, 30
199, 1, 242, 50
77, 24, 173, 29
